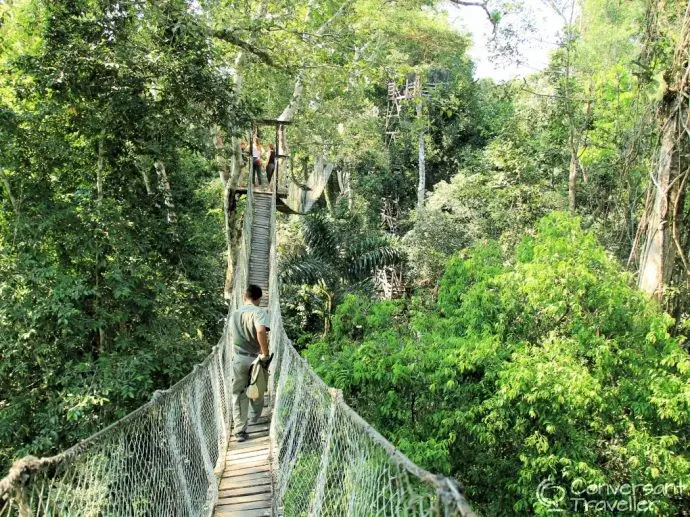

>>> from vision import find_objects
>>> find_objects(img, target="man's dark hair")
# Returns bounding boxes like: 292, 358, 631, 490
245, 284, 263, 301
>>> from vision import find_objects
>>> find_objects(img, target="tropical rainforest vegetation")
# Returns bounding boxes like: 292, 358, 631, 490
1, 0, 689, 514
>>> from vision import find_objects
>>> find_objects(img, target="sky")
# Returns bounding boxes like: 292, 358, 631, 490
442, 0, 566, 81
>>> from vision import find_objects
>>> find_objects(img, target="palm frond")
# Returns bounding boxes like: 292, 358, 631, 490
346, 245, 405, 281
279, 254, 333, 285
302, 213, 337, 260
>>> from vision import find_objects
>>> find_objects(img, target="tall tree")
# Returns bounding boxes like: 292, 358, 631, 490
637, 1, 690, 300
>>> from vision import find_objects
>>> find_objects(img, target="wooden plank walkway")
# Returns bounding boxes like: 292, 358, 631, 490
215, 190, 275, 516
248, 192, 272, 308
215, 410, 273, 516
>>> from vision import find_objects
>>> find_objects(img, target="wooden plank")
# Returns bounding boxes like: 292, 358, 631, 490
223, 463, 271, 477
226, 455, 269, 468
225, 447, 269, 465
228, 441, 269, 452
225, 457, 270, 469
227, 447, 270, 460
227, 443, 269, 456
219, 469, 271, 484
219, 471, 271, 489
227, 438, 270, 453
219, 477, 272, 492
225, 455, 269, 467
214, 508, 271, 517
217, 492, 272, 505
218, 482, 272, 498
215, 500, 272, 513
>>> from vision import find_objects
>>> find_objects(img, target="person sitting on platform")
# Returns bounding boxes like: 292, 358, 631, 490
230, 285, 271, 442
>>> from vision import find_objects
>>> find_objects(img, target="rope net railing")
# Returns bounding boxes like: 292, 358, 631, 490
0, 336, 230, 516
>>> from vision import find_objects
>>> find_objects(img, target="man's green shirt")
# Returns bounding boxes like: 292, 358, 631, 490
231, 304, 268, 355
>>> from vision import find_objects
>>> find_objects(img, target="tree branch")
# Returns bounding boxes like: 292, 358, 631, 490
448, 1, 497, 33
0, 170, 18, 212
213, 29, 281, 68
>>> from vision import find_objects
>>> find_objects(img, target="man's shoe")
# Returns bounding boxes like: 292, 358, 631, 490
235, 431, 249, 443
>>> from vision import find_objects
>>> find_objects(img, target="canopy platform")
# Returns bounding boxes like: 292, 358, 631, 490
236, 120, 333, 215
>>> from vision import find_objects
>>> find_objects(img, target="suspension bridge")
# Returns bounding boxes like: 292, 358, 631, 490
0, 142, 476, 516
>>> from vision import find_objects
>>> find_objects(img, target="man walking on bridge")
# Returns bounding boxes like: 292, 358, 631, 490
230, 285, 271, 442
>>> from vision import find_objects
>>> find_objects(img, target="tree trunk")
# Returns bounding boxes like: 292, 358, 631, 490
416, 95, 426, 214
96, 135, 106, 353
0, 169, 18, 213
222, 137, 246, 300
568, 138, 578, 212
154, 160, 177, 224
637, 3, 690, 300
638, 112, 684, 299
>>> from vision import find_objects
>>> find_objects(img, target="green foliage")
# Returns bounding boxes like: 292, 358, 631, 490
0, 0, 246, 469
305, 213, 690, 514
404, 131, 564, 285
279, 210, 404, 339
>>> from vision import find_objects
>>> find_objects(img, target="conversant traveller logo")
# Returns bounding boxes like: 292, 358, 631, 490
536, 479, 567, 511
535, 478, 687, 513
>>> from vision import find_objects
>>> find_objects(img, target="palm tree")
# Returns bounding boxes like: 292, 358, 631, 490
279, 212, 404, 333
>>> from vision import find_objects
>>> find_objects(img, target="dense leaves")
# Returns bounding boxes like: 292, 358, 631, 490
305, 213, 690, 514
0, 0, 246, 468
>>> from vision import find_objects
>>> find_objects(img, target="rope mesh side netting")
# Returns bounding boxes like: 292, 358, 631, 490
0, 178, 475, 516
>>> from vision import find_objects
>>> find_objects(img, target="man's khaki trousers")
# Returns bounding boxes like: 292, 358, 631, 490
231, 354, 265, 434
